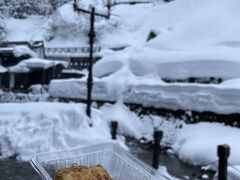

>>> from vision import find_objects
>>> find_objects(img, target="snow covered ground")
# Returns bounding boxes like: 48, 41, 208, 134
2, 0, 240, 179
42, 0, 240, 114
4, 0, 240, 48
0, 102, 114, 160
0, 101, 240, 179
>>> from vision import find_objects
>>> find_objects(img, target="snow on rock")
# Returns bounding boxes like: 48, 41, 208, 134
0, 103, 114, 160
172, 122, 240, 179
172, 122, 240, 178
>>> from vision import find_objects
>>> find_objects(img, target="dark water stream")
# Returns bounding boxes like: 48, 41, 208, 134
127, 140, 215, 180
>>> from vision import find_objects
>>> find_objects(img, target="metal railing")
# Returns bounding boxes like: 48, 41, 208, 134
45, 46, 101, 56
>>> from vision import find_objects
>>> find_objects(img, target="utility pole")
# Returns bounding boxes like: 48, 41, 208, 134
73, 1, 109, 125
86, 7, 95, 121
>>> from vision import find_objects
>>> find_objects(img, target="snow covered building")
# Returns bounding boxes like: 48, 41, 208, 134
0, 46, 33, 67
0, 43, 67, 91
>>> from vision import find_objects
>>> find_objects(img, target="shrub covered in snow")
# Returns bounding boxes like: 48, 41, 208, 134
44, 5, 88, 41
44, 3, 118, 41
0, 17, 6, 41
0, 0, 8, 17
8, 0, 52, 19
0, 0, 70, 19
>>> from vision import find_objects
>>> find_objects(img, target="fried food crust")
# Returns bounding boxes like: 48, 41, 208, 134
55, 164, 113, 180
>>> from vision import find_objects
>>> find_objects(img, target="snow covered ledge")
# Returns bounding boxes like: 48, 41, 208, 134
49, 77, 240, 115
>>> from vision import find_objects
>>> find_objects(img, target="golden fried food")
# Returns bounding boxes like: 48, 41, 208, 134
54, 164, 113, 180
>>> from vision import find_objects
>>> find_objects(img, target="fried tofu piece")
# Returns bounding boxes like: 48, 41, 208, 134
55, 164, 113, 180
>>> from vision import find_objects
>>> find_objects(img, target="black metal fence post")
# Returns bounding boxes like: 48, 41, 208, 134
218, 144, 230, 180
106, 0, 111, 19
111, 121, 118, 140
86, 8, 95, 122
152, 130, 163, 169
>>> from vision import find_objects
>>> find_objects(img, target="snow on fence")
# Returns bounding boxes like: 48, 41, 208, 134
45, 46, 101, 57
110, 0, 152, 5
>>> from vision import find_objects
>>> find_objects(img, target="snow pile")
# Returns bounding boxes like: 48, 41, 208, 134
125, 82, 240, 114
0, 101, 158, 160
50, 75, 240, 114
100, 101, 184, 146
0, 103, 112, 160
0, 100, 181, 160
173, 122, 240, 165
172, 122, 240, 179
100, 99, 143, 138
129, 47, 240, 79
148, 0, 240, 49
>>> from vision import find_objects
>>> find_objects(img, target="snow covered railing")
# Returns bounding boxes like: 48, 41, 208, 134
45, 46, 101, 57
110, 0, 152, 6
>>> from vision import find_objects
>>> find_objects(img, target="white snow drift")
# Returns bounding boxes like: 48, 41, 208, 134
0, 103, 111, 160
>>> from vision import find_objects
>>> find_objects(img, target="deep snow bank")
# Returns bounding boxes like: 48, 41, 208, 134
173, 122, 240, 166
49, 76, 240, 114
0, 101, 182, 160
0, 101, 159, 160
147, 0, 240, 49
0, 103, 111, 160
172, 122, 240, 179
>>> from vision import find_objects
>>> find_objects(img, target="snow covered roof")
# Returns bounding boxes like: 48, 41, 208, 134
62, 69, 85, 75
13, 45, 37, 58
0, 47, 14, 53
0, 45, 37, 58
0, 65, 7, 73
8, 63, 30, 73
8, 58, 67, 73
